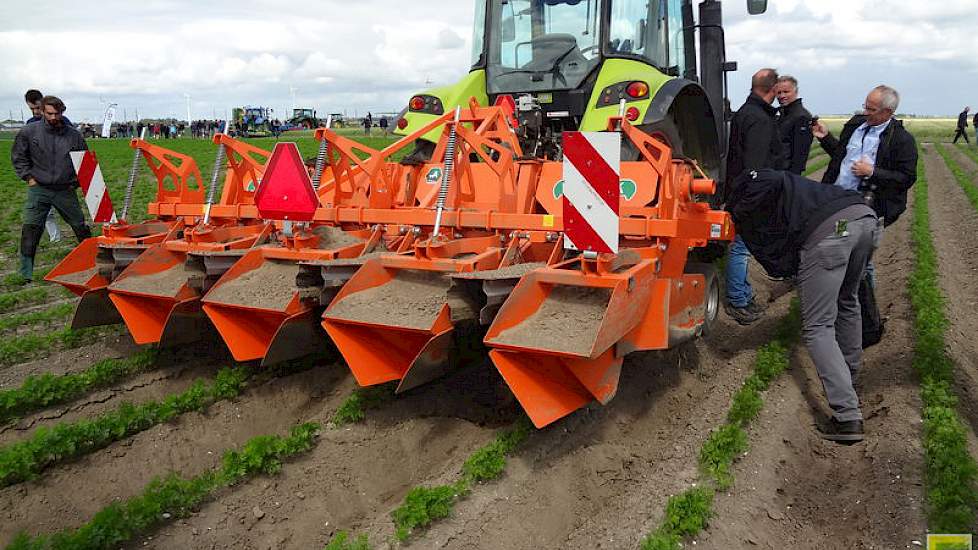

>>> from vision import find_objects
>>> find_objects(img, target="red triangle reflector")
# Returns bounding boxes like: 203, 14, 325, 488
255, 142, 319, 221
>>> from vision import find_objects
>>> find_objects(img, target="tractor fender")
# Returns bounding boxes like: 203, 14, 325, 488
640, 79, 722, 182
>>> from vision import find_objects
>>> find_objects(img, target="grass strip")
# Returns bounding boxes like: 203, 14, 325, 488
323, 531, 371, 550
0, 302, 72, 334
641, 302, 801, 549
934, 143, 978, 214
956, 143, 978, 169
0, 366, 251, 487
5, 422, 319, 550
908, 144, 978, 532
803, 155, 831, 178
386, 418, 532, 542
0, 287, 51, 314
0, 325, 115, 367
331, 385, 393, 426
0, 349, 157, 423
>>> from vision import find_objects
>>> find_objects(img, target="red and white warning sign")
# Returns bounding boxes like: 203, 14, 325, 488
70, 150, 117, 224
561, 131, 620, 254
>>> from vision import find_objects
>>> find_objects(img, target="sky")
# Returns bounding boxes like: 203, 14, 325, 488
1, 0, 975, 123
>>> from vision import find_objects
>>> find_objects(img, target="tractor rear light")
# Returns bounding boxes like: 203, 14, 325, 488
625, 107, 640, 121
626, 81, 649, 99
409, 96, 426, 111
397, 117, 408, 130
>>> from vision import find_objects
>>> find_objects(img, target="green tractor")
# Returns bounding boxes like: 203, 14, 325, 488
289, 108, 320, 129
396, 0, 768, 185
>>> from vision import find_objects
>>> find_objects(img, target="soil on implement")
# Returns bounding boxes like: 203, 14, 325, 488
311, 225, 364, 249
328, 270, 451, 329
51, 266, 98, 285
110, 264, 190, 296
206, 260, 298, 310
492, 285, 610, 356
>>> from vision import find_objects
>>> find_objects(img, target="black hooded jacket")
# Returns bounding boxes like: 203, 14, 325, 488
818, 115, 917, 226
959, 110, 970, 129
725, 93, 785, 201
777, 99, 814, 175
727, 169, 866, 278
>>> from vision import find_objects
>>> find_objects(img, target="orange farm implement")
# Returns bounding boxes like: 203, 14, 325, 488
50, 101, 732, 428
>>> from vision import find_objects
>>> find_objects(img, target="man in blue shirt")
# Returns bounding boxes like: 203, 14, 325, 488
812, 85, 916, 226
812, 85, 917, 286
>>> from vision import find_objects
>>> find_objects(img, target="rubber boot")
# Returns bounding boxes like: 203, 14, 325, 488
18, 255, 34, 281
19, 224, 44, 281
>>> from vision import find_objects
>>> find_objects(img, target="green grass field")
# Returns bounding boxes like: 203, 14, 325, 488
0, 132, 399, 235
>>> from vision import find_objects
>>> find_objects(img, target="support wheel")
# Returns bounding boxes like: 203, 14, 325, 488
685, 262, 719, 337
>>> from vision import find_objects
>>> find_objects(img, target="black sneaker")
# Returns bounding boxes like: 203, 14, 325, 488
724, 302, 760, 325
819, 418, 864, 444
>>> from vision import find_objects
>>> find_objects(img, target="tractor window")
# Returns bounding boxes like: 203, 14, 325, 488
486, 0, 603, 94
472, 0, 488, 67
666, 0, 686, 74
608, 0, 667, 68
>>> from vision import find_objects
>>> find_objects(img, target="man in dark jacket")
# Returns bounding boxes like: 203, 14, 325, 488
953, 107, 970, 144
25, 89, 68, 244
813, 85, 917, 228
728, 169, 880, 443
775, 75, 814, 175
973, 111, 978, 143
11, 96, 92, 281
723, 68, 785, 325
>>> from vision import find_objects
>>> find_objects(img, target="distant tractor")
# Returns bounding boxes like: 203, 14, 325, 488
233, 106, 274, 137
289, 108, 319, 129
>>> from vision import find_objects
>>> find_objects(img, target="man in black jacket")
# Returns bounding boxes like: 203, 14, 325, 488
973, 111, 978, 143
813, 85, 917, 228
723, 68, 785, 325
728, 169, 880, 443
11, 96, 92, 281
953, 107, 970, 144
776, 75, 814, 174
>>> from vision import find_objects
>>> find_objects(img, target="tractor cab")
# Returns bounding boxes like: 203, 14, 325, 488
399, 0, 767, 175
293, 108, 316, 119
478, 0, 677, 105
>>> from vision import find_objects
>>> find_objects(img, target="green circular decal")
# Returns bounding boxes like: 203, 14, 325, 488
553, 180, 564, 199
620, 179, 637, 200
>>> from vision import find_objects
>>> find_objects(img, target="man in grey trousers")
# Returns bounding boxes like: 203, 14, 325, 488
726, 169, 880, 443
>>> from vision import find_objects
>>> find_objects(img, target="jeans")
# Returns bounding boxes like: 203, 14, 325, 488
725, 235, 753, 307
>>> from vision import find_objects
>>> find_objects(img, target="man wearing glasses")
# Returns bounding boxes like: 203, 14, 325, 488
812, 85, 917, 239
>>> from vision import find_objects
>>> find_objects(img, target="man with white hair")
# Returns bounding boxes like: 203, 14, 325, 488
812, 85, 917, 230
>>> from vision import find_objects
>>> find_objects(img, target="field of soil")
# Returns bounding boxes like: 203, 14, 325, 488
0, 137, 975, 549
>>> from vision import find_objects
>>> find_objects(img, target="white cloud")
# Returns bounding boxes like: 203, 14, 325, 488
0, 0, 973, 120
